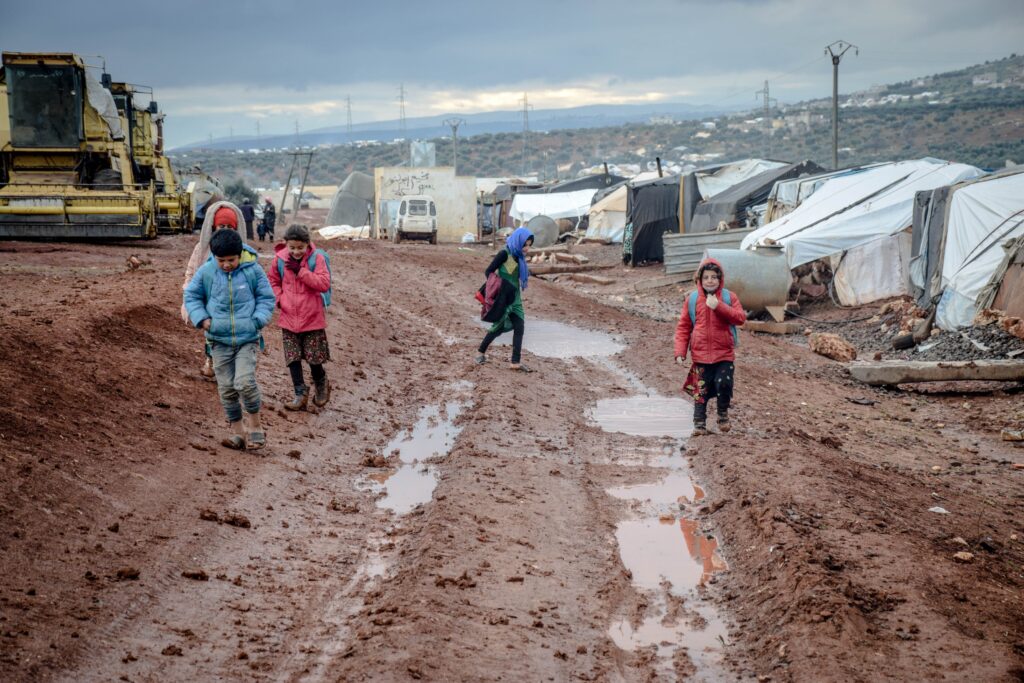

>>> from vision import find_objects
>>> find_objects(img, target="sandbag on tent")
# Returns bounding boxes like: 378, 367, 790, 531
689, 160, 825, 232
326, 172, 374, 228
934, 170, 1024, 329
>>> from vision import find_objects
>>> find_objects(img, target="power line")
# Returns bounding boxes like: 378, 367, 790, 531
443, 117, 465, 174
519, 92, 533, 175
825, 40, 860, 169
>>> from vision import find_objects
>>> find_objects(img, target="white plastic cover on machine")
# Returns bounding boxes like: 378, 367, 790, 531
85, 71, 124, 140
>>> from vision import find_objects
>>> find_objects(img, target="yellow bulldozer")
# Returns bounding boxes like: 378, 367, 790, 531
109, 81, 192, 233
0, 52, 157, 238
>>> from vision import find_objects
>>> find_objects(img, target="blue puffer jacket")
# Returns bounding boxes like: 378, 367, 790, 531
184, 246, 276, 346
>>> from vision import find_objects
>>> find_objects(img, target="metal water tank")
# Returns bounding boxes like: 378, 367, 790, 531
526, 215, 559, 248
704, 246, 791, 320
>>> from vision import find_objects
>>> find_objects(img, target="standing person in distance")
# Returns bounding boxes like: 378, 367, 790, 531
263, 197, 277, 241
476, 226, 534, 373
268, 224, 334, 411
240, 197, 256, 241
674, 258, 746, 436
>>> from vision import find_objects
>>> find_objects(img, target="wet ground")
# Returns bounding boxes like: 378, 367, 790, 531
0, 238, 1021, 682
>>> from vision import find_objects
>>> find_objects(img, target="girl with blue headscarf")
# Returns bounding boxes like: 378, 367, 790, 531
476, 227, 534, 372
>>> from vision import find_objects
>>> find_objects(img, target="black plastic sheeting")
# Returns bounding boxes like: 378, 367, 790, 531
623, 175, 681, 265
909, 185, 954, 307
518, 173, 627, 195
688, 160, 825, 233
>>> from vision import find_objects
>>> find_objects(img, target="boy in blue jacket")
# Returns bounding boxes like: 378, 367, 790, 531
184, 229, 276, 450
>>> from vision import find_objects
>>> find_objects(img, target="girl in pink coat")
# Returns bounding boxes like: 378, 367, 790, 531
268, 224, 333, 410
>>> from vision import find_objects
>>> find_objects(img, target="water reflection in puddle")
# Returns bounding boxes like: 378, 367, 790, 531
591, 396, 693, 438
478, 319, 624, 358
359, 399, 468, 515
607, 471, 705, 507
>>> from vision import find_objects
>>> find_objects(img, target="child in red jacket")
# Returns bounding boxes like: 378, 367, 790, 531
674, 258, 747, 436
268, 225, 333, 410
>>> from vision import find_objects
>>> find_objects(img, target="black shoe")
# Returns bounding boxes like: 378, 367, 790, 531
313, 378, 331, 407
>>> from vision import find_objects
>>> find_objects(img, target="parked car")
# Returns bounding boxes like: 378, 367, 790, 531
392, 194, 438, 244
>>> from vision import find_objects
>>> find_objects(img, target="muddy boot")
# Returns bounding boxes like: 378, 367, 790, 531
313, 377, 331, 407
200, 356, 214, 378
717, 412, 731, 433
692, 422, 708, 437
692, 404, 707, 437
285, 386, 308, 411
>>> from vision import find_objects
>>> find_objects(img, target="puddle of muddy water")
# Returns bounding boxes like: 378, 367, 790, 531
477, 319, 624, 358
590, 395, 693, 439
359, 399, 468, 515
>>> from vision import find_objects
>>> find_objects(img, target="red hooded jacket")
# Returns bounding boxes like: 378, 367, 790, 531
268, 242, 331, 333
674, 257, 747, 364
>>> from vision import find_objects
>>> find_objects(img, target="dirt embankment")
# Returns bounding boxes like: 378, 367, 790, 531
0, 238, 1020, 682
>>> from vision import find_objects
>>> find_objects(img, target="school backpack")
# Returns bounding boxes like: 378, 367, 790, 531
688, 289, 739, 346
277, 248, 333, 307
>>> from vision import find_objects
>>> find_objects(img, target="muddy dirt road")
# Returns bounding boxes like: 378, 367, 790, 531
0, 237, 1021, 682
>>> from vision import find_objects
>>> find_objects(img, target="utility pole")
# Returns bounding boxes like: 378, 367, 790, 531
255, 120, 260, 142
398, 84, 407, 138
519, 93, 532, 176
754, 80, 778, 158
294, 119, 300, 149
346, 95, 353, 137
825, 40, 859, 169
443, 117, 465, 174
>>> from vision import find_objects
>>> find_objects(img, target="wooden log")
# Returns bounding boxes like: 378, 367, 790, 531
633, 273, 692, 292
743, 320, 803, 335
554, 252, 590, 265
569, 273, 616, 285
848, 359, 1024, 386
531, 244, 568, 255
529, 264, 615, 275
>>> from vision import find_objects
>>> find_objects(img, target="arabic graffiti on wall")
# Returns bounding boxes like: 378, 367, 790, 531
381, 172, 435, 197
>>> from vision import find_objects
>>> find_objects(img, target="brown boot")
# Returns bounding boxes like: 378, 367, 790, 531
285, 387, 308, 411
313, 377, 331, 407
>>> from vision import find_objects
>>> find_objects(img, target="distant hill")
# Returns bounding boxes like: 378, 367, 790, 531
170, 102, 739, 153
172, 54, 1024, 186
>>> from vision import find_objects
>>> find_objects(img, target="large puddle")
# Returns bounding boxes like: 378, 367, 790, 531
477, 318, 624, 358
590, 396, 693, 438
358, 398, 467, 515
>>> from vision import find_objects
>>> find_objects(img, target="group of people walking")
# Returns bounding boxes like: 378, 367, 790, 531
181, 213, 744, 450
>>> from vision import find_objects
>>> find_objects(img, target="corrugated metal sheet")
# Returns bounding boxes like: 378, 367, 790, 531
663, 229, 754, 275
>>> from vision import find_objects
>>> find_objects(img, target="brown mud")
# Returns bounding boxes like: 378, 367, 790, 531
0, 237, 1021, 682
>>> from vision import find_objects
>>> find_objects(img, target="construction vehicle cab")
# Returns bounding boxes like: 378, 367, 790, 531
0, 52, 157, 239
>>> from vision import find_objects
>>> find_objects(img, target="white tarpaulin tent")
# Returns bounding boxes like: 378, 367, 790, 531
696, 159, 786, 199
510, 188, 597, 224
585, 185, 627, 243
741, 159, 983, 305
935, 171, 1024, 329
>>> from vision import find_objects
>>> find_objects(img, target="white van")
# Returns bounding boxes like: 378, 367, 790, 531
393, 195, 438, 244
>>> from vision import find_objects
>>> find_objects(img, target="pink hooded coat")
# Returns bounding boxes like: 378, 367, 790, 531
268, 242, 331, 333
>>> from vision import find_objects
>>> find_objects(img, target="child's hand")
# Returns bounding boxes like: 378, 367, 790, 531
201, 318, 211, 331
706, 293, 719, 310
675, 355, 685, 365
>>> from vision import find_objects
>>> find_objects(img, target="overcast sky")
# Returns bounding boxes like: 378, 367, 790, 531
3, 0, 1022, 147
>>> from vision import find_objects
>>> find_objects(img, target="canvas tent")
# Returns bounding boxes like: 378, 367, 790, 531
509, 189, 598, 225
693, 159, 787, 199
763, 164, 885, 223
741, 159, 984, 306
326, 172, 374, 228
688, 160, 825, 232
516, 172, 626, 195
623, 175, 683, 265
928, 170, 1024, 329
585, 182, 629, 243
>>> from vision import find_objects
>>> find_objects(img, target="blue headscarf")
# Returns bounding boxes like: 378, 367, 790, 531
506, 227, 534, 290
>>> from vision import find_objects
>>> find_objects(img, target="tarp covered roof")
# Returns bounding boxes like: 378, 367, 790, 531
689, 160, 826, 232
510, 188, 598, 223
518, 172, 627, 195
740, 159, 984, 268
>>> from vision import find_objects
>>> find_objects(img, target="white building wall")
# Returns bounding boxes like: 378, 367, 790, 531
374, 167, 476, 243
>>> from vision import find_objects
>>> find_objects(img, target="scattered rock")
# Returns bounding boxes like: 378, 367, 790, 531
107, 522, 120, 533
115, 567, 140, 581
809, 333, 857, 362
506, 576, 525, 583
952, 551, 974, 563
199, 509, 220, 523
951, 536, 969, 547
819, 435, 843, 449
928, 506, 950, 515
328, 498, 359, 513
182, 569, 209, 581
434, 570, 476, 589
287, 449, 302, 459
161, 645, 183, 656
222, 513, 251, 529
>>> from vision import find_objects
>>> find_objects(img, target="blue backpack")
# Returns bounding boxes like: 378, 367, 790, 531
277, 249, 333, 307
688, 289, 739, 347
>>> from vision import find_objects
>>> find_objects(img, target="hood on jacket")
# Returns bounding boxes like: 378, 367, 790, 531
195, 200, 248, 264
694, 257, 726, 293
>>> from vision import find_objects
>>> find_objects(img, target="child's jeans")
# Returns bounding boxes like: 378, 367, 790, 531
210, 341, 262, 422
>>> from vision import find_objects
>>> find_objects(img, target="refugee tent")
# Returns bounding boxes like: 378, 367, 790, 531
585, 182, 629, 243
980, 234, 1024, 319
516, 172, 626, 195
509, 189, 598, 225
325, 172, 374, 228
741, 159, 983, 305
693, 159, 787, 199
688, 160, 825, 232
930, 170, 1024, 329
623, 175, 682, 265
